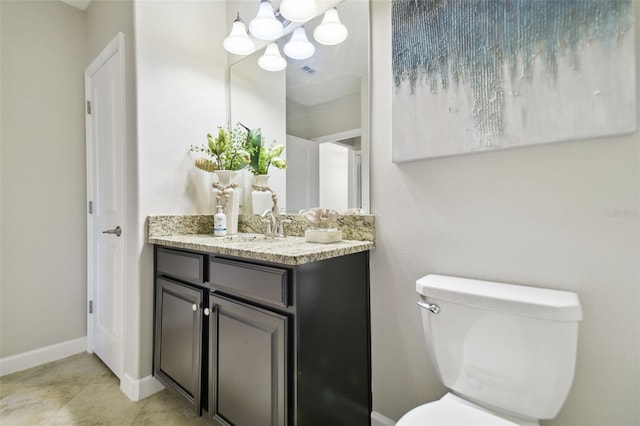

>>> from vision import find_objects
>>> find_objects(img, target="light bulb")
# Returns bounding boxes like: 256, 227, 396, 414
279, 0, 317, 23
313, 8, 348, 45
223, 14, 255, 55
258, 43, 287, 71
249, 0, 283, 41
284, 27, 315, 60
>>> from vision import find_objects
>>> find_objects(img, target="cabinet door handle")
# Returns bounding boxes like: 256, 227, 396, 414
192, 304, 198, 312
203, 308, 210, 316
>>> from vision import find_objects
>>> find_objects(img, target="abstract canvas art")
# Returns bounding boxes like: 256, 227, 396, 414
392, 0, 636, 162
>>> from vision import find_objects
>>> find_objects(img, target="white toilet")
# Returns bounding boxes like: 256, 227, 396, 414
397, 274, 582, 426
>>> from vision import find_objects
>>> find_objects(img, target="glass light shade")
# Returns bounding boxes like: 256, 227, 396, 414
258, 43, 287, 71
283, 27, 315, 60
279, 0, 317, 22
223, 17, 255, 55
249, 0, 283, 41
313, 8, 348, 45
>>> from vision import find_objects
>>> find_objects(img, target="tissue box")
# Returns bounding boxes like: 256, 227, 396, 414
305, 228, 342, 243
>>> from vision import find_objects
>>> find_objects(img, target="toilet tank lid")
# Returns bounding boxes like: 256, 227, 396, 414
416, 275, 582, 321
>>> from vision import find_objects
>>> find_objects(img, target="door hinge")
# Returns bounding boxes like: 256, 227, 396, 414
88, 201, 93, 214
89, 300, 93, 314
86, 100, 91, 115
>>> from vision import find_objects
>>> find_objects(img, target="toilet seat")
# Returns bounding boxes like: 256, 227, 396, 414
396, 393, 520, 426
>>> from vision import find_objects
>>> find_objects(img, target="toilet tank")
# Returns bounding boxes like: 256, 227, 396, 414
416, 275, 582, 420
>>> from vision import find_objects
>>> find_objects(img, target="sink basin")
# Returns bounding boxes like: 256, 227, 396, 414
219, 234, 280, 243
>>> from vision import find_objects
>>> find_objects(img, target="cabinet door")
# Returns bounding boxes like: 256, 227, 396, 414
154, 277, 204, 413
210, 294, 288, 426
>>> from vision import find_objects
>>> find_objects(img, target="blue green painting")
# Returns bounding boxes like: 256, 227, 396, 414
391, 0, 636, 162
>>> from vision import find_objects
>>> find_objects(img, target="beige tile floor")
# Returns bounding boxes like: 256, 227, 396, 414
0, 352, 213, 425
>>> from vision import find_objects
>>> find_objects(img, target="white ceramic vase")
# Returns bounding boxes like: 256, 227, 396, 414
251, 174, 273, 215
213, 170, 240, 234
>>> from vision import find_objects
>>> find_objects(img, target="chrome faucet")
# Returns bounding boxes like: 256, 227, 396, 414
260, 193, 291, 238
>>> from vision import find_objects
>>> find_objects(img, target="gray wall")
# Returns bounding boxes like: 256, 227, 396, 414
0, 0, 139, 375
0, 0, 87, 358
369, 2, 639, 425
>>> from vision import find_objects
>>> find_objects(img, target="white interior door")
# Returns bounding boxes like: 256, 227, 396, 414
319, 142, 349, 212
285, 135, 319, 213
85, 33, 126, 379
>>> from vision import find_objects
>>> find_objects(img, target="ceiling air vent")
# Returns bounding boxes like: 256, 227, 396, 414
301, 66, 316, 74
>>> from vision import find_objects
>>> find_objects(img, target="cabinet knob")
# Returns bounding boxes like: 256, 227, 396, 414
192, 304, 198, 312
204, 308, 210, 316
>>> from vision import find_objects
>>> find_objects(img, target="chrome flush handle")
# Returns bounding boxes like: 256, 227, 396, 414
418, 300, 440, 314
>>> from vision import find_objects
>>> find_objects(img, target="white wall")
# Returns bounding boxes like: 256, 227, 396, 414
308, 92, 361, 138
369, 2, 639, 425
0, 0, 87, 358
134, 0, 228, 377
287, 92, 361, 140
230, 51, 287, 212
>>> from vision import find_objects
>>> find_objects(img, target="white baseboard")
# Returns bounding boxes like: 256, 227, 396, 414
0, 337, 87, 377
120, 372, 165, 401
372, 410, 396, 426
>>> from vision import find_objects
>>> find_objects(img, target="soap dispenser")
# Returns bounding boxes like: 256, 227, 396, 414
214, 205, 227, 236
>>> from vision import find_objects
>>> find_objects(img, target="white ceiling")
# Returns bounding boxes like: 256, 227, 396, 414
284, 0, 368, 106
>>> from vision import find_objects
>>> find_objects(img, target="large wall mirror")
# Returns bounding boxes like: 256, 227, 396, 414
229, 0, 370, 214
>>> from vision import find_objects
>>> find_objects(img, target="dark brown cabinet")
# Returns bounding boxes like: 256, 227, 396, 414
154, 277, 205, 412
210, 294, 288, 426
153, 245, 371, 426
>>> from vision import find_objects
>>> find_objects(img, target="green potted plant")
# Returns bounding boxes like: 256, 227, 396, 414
190, 124, 250, 173
190, 124, 249, 235
239, 124, 287, 214
237, 124, 286, 176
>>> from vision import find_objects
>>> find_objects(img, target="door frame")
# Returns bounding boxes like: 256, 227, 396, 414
85, 32, 127, 377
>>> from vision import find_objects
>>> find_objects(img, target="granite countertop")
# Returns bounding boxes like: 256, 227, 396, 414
148, 233, 374, 266
147, 214, 375, 266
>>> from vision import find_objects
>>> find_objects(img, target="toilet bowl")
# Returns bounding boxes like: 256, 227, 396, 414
398, 393, 539, 426
397, 275, 582, 426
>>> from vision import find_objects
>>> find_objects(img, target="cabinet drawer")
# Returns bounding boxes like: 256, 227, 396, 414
210, 258, 288, 307
157, 247, 204, 284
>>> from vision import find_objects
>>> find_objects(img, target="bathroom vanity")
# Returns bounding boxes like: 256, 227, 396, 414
149, 215, 375, 426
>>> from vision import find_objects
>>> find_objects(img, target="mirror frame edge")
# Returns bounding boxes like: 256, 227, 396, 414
361, 0, 372, 214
